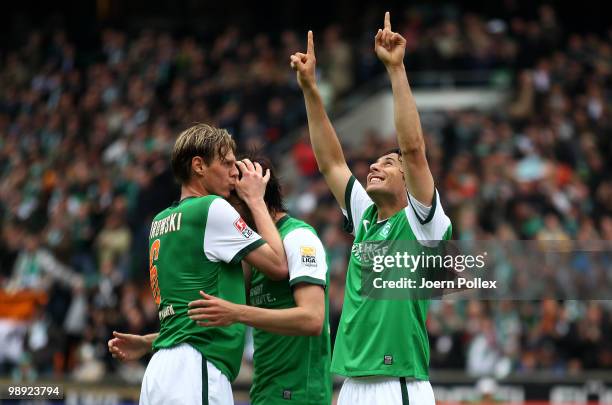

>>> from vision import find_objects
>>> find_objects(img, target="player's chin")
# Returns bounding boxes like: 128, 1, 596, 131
219, 187, 233, 199
365, 181, 385, 193
366, 183, 394, 200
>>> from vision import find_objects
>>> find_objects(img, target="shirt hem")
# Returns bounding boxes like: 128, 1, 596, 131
330, 368, 429, 380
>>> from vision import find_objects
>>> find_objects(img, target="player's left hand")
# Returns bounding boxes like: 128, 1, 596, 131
375, 11, 406, 68
290, 30, 317, 91
188, 291, 240, 327
235, 159, 270, 205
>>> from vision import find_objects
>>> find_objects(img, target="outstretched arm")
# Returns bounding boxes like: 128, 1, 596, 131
291, 31, 352, 208
375, 12, 434, 205
188, 287, 325, 336
108, 331, 157, 361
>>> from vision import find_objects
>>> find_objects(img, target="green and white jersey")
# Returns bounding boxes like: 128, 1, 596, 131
149, 195, 265, 382
331, 176, 452, 379
249, 215, 332, 405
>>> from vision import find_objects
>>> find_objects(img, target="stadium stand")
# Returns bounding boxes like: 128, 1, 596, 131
0, 2, 611, 403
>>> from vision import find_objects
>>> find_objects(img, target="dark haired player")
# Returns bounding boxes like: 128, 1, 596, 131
291, 13, 452, 405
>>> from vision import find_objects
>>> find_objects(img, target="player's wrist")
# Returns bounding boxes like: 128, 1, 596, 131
245, 197, 267, 210
137, 336, 150, 353
234, 304, 248, 324
301, 82, 319, 96
385, 62, 405, 74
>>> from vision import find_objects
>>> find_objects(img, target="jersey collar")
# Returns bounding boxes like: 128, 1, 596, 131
275, 214, 291, 229
172, 195, 198, 207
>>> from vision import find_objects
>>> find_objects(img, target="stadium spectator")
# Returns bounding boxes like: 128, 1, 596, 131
0, 3, 611, 382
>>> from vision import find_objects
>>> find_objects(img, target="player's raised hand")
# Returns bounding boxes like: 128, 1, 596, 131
187, 291, 239, 327
290, 30, 317, 91
107, 331, 150, 361
375, 11, 406, 68
235, 158, 270, 205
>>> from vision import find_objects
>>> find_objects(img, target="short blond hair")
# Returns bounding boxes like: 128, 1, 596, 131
171, 123, 236, 183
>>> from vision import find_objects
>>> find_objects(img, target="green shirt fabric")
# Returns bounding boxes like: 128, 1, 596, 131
150, 195, 264, 382
331, 176, 452, 379
250, 215, 332, 405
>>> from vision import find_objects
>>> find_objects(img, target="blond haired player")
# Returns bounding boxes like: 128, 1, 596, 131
136, 123, 287, 405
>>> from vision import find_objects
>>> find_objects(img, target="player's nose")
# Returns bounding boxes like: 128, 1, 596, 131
229, 164, 239, 178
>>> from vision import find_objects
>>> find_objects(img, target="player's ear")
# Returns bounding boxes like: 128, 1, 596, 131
397, 163, 405, 180
396, 155, 405, 174
191, 156, 206, 176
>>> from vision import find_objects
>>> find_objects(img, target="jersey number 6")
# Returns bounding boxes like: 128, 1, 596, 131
149, 239, 161, 306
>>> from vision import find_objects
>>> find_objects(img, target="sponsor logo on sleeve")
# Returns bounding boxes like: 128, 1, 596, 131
300, 246, 317, 267
233, 218, 253, 239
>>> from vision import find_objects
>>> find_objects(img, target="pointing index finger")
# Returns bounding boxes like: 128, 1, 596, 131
384, 11, 391, 30
307, 30, 315, 56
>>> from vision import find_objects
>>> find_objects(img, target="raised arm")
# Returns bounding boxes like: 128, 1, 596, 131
291, 31, 352, 208
236, 159, 288, 280
375, 12, 434, 205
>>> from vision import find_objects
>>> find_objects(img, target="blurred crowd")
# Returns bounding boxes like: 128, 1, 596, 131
0, 4, 611, 382
277, 3, 612, 377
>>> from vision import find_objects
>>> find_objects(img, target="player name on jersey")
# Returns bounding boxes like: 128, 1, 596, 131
150, 213, 183, 239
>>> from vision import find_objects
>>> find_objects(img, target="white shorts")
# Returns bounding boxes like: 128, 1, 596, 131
338, 376, 435, 405
140, 343, 233, 405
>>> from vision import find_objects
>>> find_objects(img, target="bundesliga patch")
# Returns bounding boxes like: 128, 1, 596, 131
300, 246, 317, 267
233, 217, 253, 239
384, 355, 393, 365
